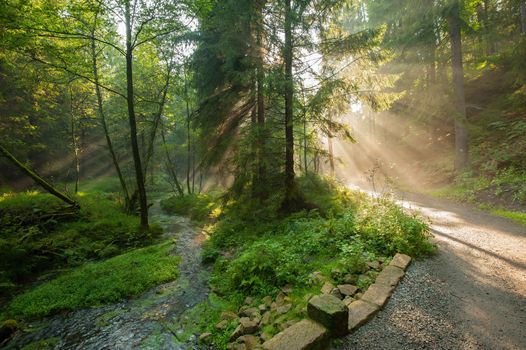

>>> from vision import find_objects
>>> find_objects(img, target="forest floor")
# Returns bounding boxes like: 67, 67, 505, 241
336, 191, 526, 350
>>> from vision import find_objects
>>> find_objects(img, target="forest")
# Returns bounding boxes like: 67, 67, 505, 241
0, 0, 525, 349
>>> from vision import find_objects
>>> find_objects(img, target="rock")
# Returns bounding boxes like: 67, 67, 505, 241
222, 311, 239, 321
230, 317, 259, 341
275, 292, 286, 306
389, 253, 412, 270
245, 297, 255, 305
367, 261, 381, 270
270, 302, 278, 310
216, 320, 229, 330
343, 275, 355, 284
239, 335, 259, 350
261, 311, 271, 325
348, 300, 379, 332
342, 296, 355, 307
262, 296, 273, 307
375, 265, 405, 287
276, 303, 292, 315
240, 307, 260, 318
355, 292, 363, 299
281, 319, 299, 330
282, 285, 293, 294
337, 284, 358, 297
258, 304, 267, 312
310, 271, 326, 284
262, 319, 328, 350
236, 344, 247, 350
330, 288, 343, 300
331, 268, 342, 279
199, 332, 212, 344
307, 294, 348, 336
361, 283, 394, 307
362, 264, 371, 273
320, 281, 335, 294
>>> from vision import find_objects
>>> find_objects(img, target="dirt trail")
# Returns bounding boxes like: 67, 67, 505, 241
337, 192, 526, 350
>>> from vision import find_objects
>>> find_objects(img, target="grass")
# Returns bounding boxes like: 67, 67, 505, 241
0, 190, 162, 294
7, 241, 179, 319
491, 209, 526, 226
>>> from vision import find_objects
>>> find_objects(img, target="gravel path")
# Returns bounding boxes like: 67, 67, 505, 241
335, 193, 526, 350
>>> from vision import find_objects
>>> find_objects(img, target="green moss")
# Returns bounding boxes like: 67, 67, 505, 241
8, 241, 179, 319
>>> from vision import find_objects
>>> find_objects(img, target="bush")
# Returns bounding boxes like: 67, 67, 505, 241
206, 179, 434, 299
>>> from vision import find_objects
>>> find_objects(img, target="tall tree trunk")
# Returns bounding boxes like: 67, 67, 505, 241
143, 64, 171, 178
184, 67, 192, 195
125, 0, 149, 229
0, 144, 78, 207
283, 0, 295, 204
69, 88, 80, 194
256, 0, 266, 197
449, 0, 469, 171
160, 121, 184, 196
521, 0, 526, 34
327, 113, 335, 177
90, 31, 131, 210
303, 110, 308, 174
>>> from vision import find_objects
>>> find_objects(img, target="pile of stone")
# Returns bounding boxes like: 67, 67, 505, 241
262, 253, 412, 350
200, 287, 303, 349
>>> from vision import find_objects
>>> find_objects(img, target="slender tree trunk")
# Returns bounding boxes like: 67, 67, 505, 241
449, 0, 469, 171
125, 0, 149, 229
521, 0, 526, 34
328, 114, 335, 177
69, 88, 80, 193
256, 0, 266, 197
303, 110, 308, 174
160, 122, 184, 196
184, 67, 192, 195
283, 0, 295, 204
143, 64, 171, 178
90, 31, 131, 209
0, 144, 78, 206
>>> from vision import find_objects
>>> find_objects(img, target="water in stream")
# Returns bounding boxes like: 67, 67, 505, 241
3, 201, 211, 350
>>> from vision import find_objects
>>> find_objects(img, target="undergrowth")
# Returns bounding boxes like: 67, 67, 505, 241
170, 174, 434, 345
6, 241, 179, 319
0, 190, 162, 295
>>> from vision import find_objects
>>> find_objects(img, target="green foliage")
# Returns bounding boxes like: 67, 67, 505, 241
7, 241, 179, 319
0, 191, 162, 293
205, 177, 434, 300
491, 209, 526, 226
160, 193, 219, 223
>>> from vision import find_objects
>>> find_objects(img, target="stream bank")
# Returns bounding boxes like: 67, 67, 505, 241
3, 201, 211, 350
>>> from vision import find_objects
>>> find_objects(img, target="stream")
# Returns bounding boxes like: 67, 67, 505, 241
3, 201, 211, 350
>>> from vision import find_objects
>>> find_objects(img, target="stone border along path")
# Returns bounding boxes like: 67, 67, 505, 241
262, 253, 412, 350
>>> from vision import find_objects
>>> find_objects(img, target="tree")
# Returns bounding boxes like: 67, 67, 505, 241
448, 0, 469, 171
